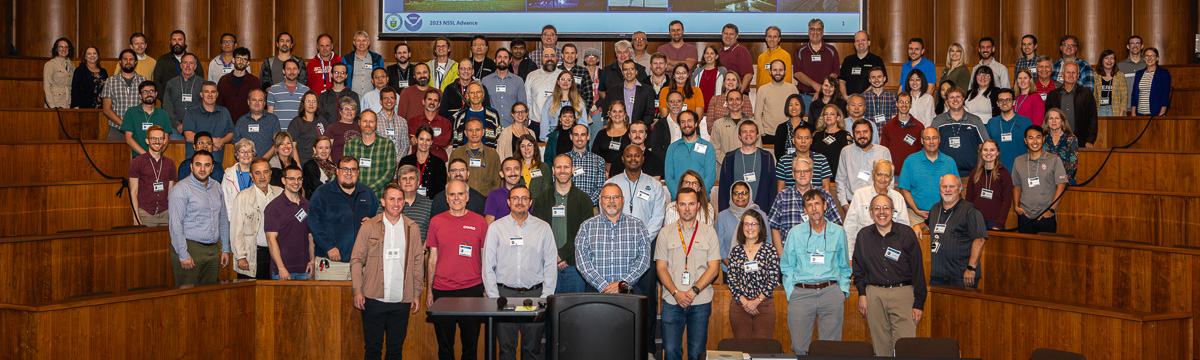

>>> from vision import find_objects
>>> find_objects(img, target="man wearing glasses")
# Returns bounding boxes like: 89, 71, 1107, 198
129, 125, 176, 227
177, 131, 225, 182
851, 194, 926, 356
1051, 35, 1094, 88
926, 174, 988, 288
216, 47, 262, 122
431, 159, 488, 217
318, 63, 361, 124
122, 81, 172, 157
794, 18, 840, 108
207, 33, 241, 82
308, 156, 380, 281
482, 185, 557, 360
769, 158, 842, 252
163, 53, 206, 137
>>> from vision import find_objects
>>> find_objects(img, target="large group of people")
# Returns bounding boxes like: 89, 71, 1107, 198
64, 20, 1164, 359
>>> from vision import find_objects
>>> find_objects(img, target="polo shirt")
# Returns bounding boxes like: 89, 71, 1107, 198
840, 52, 885, 96
900, 58, 937, 92
898, 151, 958, 211
263, 194, 311, 275
985, 114, 1033, 170
182, 105, 234, 160
234, 112, 282, 157
426, 211, 488, 290
129, 153, 176, 214
266, 82, 311, 129
795, 43, 840, 94
1011, 152, 1069, 215
931, 111, 990, 176
755, 47, 792, 89
719, 43, 754, 80
119, 105, 173, 157
101, 73, 149, 128
878, 115, 924, 175
926, 200, 988, 282
484, 186, 513, 220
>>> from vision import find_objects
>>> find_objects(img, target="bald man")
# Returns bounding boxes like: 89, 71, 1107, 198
926, 174, 987, 288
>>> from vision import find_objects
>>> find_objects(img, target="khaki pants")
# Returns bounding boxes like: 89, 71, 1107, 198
907, 208, 926, 231
137, 208, 169, 227
169, 240, 220, 286
865, 285, 917, 356
314, 256, 352, 281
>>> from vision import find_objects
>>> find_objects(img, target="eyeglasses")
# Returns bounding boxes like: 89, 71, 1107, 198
341, 107, 356, 111
237, 150, 255, 155
732, 190, 749, 195
332, 71, 347, 75
743, 221, 760, 227
997, 98, 1014, 103
195, 141, 213, 146
601, 195, 623, 201
140, 90, 157, 94
283, 176, 303, 181
146, 137, 166, 141
338, 167, 360, 172
871, 206, 893, 211
509, 196, 531, 201
896, 100, 911, 104
221, 40, 236, 45
449, 168, 468, 173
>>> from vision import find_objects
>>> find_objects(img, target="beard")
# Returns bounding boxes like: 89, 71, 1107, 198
855, 137, 871, 149
142, 96, 156, 105
416, 76, 430, 86
771, 73, 784, 83
171, 44, 186, 55
496, 60, 509, 69
339, 181, 356, 190
681, 126, 696, 138
542, 60, 556, 72
603, 206, 621, 216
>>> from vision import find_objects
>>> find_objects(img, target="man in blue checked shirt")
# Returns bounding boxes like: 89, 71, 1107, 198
769, 158, 842, 251
781, 189, 851, 355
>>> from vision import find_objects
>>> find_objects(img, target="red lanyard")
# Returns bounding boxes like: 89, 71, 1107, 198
677, 220, 699, 269
416, 158, 428, 185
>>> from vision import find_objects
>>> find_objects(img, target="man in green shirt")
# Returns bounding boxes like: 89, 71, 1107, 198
343, 110, 397, 196
121, 81, 173, 157
530, 154, 593, 294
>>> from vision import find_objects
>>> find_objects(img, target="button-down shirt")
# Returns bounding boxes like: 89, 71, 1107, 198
567, 149, 607, 205
101, 73, 149, 128
575, 213, 652, 290
1052, 57, 1095, 89
481, 71, 528, 128
376, 110, 410, 158
774, 151, 833, 189
851, 223, 927, 310
781, 221, 851, 298
344, 135, 398, 196
769, 186, 842, 244
1015, 55, 1040, 74
655, 221, 721, 305
483, 215, 558, 298
168, 175, 231, 260
862, 89, 898, 128
835, 143, 892, 205
163, 74, 206, 131
605, 172, 668, 236
972, 59, 1010, 88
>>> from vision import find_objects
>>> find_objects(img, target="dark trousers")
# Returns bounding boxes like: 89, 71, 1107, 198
362, 298, 411, 360
497, 285, 545, 360
236, 246, 273, 280
432, 284, 483, 360
1017, 214, 1057, 234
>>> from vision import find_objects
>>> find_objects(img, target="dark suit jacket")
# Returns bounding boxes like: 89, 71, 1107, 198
1045, 85, 1098, 145
601, 79, 657, 126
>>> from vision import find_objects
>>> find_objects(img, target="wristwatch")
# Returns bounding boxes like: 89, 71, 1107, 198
691, 286, 701, 294
966, 265, 977, 271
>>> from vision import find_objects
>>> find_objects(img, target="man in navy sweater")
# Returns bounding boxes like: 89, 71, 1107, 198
308, 156, 380, 281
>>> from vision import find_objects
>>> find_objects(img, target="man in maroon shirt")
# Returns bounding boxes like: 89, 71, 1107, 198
216, 47, 260, 122
657, 20, 698, 70
397, 63, 442, 120
718, 23, 754, 93
129, 125, 177, 226
794, 18, 840, 109
406, 89, 454, 161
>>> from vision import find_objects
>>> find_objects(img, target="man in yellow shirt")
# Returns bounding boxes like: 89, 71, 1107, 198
756, 26, 792, 90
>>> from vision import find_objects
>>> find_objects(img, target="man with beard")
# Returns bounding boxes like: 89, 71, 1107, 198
122, 81, 172, 157
972, 37, 1009, 88
182, 82, 234, 161
103, 50, 149, 140
606, 122, 663, 179
307, 34, 342, 95
926, 174, 988, 287
525, 47, 563, 135
426, 37, 460, 91
468, 35, 497, 80
397, 63, 441, 121
344, 31, 385, 97
664, 110, 716, 199
510, 39, 539, 80
836, 119, 892, 211
385, 43, 414, 92
266, 59, 311, 129
178, 131, 225, 182
598, 41, 648, 105
319, 63, 361, 123
344, 110, 398, 196
260, 32, 306, 91
657, 20, 697, 69
154, 30, 204, 90
482, 48, 527, 128
230, 158, 283, 280
755, 59, 799, 146
431, 159, 487, 217
405, 89, 453, 161
308, 156, 380, 281
449, 118, 502, 195
167, 149, 230, 285
207, 33, 239, 82
484, 158, 524, 223
163, 53, 206, 133
216, 47, 262, 121
852, 194, 926, 356
655, 187, 721, 360
533, 154, 595, 294
129, 125, 176, 227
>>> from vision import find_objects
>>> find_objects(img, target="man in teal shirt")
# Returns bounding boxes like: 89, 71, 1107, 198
121, 81, 173, 157
898, 127, 958, 227
781, 189, 851, 355
664, 110, 716, 199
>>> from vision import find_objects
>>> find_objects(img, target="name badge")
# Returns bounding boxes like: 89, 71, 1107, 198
981, 188, 994, 199
362, 63, 372, 69
823, 135, 835, 145
142, 122, 153, 131
573, 76, 582, 85
810, 252, 826, 264
469, 158, 482, 167
485, 129, 496, 138
636, 188, 652, 201
552, 205, 566, 217
573, 166, 584, 176
385, 248, 401, 259
152, 182, 165, 192
873, 114, 885, 124
509, 237, 524, 246
385, 128, 396, 136
810, 54, 821, 62
1000, 132, 1013, 142
417, 187, 428, 196
787, 147, 796, 154
884, 247, 901, 261
743, 261, 760, 272
496, 85, 507, 93
608, 141, 621, 150
693, 143, 707, 154
654, 99, 660, 108
458, 244, 472, 257
851, 67, 862, 75
933, 224, 947, 234
1100, 98, 1111, 106
433, 128, 443, 137
800, 212, 810, 222
398, 81, 409, 88
295, 209, 307, 222
1039, 93, 1048, 101
628, 96, 635, 104
743, 172, 757, 183
949, 136, 961, 148
903, 134, 916, 145
317, 123, 326, 134
857, 169, 871, 182
530, 169, 543, 178
544, 90, 553, 98
359, 158, 372, 168
681, 104, 688, 112
248, 124, 260, 133
182, 94, 193, 102
223, 67, 232, 74
1028, 177, 1040, 187
764, 63, 771, 70
680, 270, 691, 286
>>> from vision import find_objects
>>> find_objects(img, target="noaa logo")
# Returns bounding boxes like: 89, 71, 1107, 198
384, 14, 402, 32
404, 14, 423, 32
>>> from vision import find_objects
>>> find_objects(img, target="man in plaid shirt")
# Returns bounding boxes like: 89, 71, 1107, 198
862, 68, 897, 131
559, 44, 594, 114
566, 124, 606, 206
769, 158, 842, 251
575, 183, 652, 292
343, 110, 397, 196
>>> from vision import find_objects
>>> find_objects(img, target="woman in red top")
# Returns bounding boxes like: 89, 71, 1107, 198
964, 140, 1012, 230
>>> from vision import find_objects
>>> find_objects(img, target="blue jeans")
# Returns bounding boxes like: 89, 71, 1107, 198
587, 113, 605, 149
169, 131, 185, 141
556, 266, 586, 294
272, 273, 311, 280
1098, 105, 1113, 117
799, 92, 814, 110
661, 302, 712, 360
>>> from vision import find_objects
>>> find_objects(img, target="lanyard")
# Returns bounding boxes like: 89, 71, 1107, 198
149, 155, 164, 183
416, 157, 428, 185
625, 174, 641, 212
677, 220, 699, 270
319, 54, 333, 84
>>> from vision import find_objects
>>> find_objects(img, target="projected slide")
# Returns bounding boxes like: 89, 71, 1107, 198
380, 0, 861, 36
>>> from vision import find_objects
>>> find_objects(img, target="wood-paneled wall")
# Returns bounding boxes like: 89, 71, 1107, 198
12, 0, 1197, 64
0, 108, 105, 141
0, 228, 173, 304
1057, 187, 1200, 247
0, 180, 133, 237
1076, 149, 1200, 193
0, 141, 132, 182
1095, 116, 1200, 151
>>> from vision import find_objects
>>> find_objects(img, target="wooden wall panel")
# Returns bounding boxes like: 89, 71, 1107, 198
0, 109, 104, 141
0, 78, 45, 108
1076, 150, 1200, 193
0, 180, 133, 237
1170, 89, 1200, 117
274, 0, 340, 59
1067, 0, 1133, 67
210, 0, 274, 61
1056, 188, 1200, 247
144, 0, 211, 59
1002, 0, 1067, 65
1095, 116, 1200, 151
933, 0, 1001, 67
0, 142, 131, 183
14, 0, 76, 58
1132, 0, 1196, 65
78, 0, 144, 59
